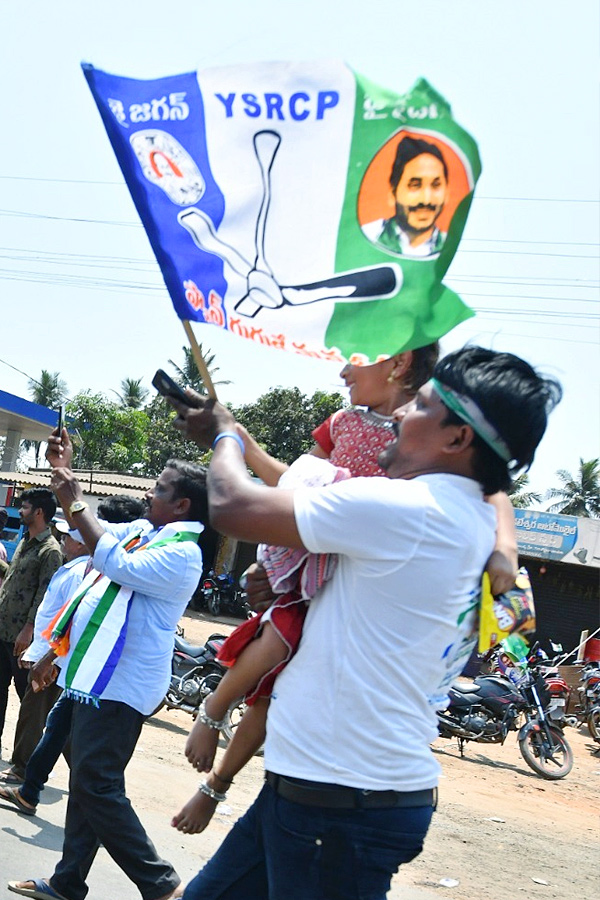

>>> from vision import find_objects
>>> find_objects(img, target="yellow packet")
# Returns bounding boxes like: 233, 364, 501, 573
478, 567, 536, 654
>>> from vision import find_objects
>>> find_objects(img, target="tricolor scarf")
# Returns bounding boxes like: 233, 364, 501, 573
42, 522, 203, 706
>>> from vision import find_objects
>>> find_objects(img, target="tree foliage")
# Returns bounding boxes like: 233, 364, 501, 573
546, 458, 600, 518
169, 345, 231, 394
19, 350, 346, 478
28, 370, 68, 408
508, 472, 542, 509
26, 369, 69, 466
142, 394, 210, 477
66, 392, 149, 472
113, 377, 149, 409
233, 387, 346, 465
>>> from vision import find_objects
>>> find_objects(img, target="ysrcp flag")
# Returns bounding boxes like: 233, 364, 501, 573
83, 61, 481, 364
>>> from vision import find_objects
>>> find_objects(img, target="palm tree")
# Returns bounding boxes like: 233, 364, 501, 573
113, 377, 149, 409
26, 370, 68, 466
28, 370, 67, 409
546, 458, 600, 518
508, 472, 542, 509
168, 345, 231, 394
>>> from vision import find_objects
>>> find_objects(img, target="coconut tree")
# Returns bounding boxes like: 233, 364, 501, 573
508, 472, 542, 509
26, 370, 68, 466
28, 370, 67, 409
546, 458, 600, 518
113, 377, 149, 410
168, 345, 231, 394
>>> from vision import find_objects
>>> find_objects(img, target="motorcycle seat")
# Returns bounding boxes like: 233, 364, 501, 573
174, 634, 214, 658
452, 681, 481, 694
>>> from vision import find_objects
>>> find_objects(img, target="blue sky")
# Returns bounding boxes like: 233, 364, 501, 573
1, 0, 598, 497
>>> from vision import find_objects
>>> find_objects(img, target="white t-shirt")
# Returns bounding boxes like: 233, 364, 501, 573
263, 473, 496, 792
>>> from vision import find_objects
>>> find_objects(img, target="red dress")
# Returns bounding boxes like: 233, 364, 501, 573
312, 407, 395, 477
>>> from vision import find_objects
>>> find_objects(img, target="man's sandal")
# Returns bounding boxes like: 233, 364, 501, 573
0, 786, 37, 815
0, 768, 24, 785
7, 880, 71, 900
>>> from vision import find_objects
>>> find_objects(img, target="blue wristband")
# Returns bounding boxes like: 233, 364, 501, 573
212, 431, 245, 455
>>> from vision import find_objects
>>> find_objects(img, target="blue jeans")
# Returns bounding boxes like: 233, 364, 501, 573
183, 783, 434, 900
20, 694, 73, 807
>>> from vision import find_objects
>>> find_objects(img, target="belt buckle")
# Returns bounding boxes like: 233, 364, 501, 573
358, 788, 374, 809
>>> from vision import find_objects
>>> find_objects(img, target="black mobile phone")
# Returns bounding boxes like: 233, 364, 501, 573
152, 369, 195, 406
55, 404, 65, 435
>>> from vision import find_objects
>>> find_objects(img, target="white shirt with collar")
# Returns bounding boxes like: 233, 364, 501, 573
22, 555, 90, 664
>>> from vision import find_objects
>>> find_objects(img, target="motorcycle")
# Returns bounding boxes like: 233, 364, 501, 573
576, 661, 600, 742
202, 570, 253, 619
437, 666, 574, 780
485, 641, 573, 729
161, 631, 229, 715
156, 631, 248, 746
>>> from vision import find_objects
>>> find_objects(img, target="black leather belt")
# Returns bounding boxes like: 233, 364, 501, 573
265, 772, 437, 810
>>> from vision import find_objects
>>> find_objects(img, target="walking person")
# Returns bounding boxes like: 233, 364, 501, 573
0, 491, 146, 816
9, 452, 207, 900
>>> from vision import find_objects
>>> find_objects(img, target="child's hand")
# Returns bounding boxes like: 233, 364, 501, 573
185, 719, 220, 772
171, 789, 219, 834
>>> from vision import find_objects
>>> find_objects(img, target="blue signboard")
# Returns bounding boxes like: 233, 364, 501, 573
515, 509, 600, 567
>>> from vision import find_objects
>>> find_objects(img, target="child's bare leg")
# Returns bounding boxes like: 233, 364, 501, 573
170, 787, 220, 835
173, 699, 269, 834
185, 624, 286, 772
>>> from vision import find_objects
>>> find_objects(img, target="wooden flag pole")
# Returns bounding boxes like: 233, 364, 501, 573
182, 320, 218, 400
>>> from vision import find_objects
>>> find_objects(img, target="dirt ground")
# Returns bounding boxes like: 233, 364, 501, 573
138, 610, 600, 900
2, 608, 599, 899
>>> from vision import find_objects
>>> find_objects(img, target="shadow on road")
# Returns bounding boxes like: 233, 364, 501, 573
432, 743, 534, 777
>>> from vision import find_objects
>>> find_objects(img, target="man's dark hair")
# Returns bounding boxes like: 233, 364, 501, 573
20, 487, 57, 523
390, 136, 448, 192
165, 459, 209, 524
97, 494, 146, 524
434, 346, 562, 495
404, 342, 440, 395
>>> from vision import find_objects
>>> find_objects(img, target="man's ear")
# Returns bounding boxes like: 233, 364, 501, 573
444, 424, 475, 455
174, 496, 192, 518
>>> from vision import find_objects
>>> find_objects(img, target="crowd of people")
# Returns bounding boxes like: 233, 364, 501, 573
0, 344, 561, 900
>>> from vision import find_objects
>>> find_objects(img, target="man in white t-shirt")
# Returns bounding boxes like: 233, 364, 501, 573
169, 346, 561, 900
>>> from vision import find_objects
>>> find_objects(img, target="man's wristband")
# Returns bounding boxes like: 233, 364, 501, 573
212, 431, 245, 456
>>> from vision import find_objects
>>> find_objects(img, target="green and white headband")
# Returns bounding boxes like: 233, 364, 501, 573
431, 378, 513, 463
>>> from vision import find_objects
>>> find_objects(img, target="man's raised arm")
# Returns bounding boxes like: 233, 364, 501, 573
170, 393, 305, 549
46, 428, 107, 553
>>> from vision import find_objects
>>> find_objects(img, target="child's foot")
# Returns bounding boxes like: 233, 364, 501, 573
171, 789, 219, 834
185, 720, 220, 772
